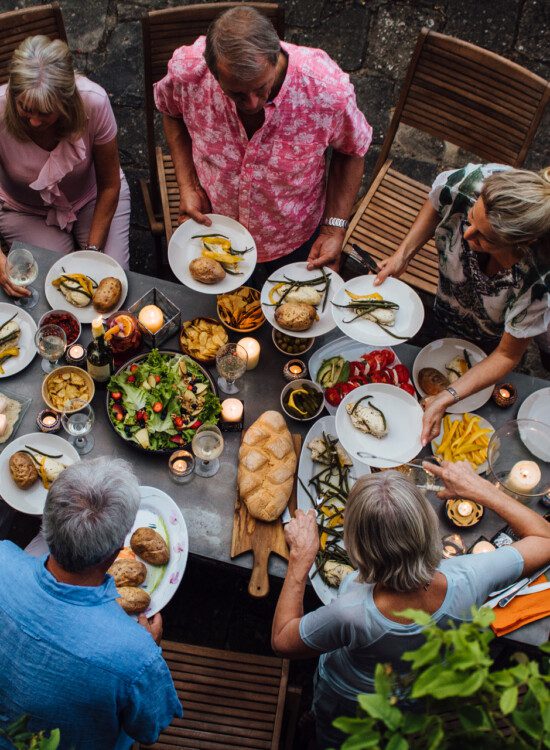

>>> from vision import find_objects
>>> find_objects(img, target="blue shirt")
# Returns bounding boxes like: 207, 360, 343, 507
0, 541, 182, 749
300, 546, 524, 700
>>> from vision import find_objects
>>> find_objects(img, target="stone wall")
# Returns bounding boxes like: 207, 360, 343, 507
2, 0, 549, 273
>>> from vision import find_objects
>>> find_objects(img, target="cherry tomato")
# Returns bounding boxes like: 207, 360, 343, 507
370, 371, 392, 384
190, 419, 202, 429
111, 391, 122, 401
130, 364, 139, 373
173, 415, 184, 430
325, 387, 342, 407
154, 374, 161, 383
115, 412, 124, 422
152, 402, 163, 413
127, 375, 136, 383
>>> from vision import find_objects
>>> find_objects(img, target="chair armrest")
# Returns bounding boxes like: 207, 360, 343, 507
139, 178, 164, 236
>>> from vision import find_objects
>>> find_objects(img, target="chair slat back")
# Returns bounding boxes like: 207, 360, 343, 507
0, 3, 67, 86
375, 29, 549, 174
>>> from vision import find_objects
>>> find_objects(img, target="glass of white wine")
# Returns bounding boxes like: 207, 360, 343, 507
215, 343, 247, 394
61, 398, 95, 454
6, 246, 39, 309
191, 423, 224, 477
35, 324, 67, 373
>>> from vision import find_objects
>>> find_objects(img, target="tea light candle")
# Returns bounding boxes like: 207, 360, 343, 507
457, 500, 474, 517
506, 460, 541, 494
139, 304, 164, 334
221, 398, 243, 423
168, 450, 195, 483
283, 358, 308, 382
492, 382, 517, 408
66, 343, 86, 367
237, 337, 260, 370
36, 409, 61, 433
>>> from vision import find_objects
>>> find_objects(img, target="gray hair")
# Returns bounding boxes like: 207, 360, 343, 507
204, 6, 281, 81
481, 167, 550, 249
42, 457, 140, 573
344, 471, 442, 592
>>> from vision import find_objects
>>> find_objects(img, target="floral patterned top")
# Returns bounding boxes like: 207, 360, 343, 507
154, 38, 372, 262
429, 163, 550, 347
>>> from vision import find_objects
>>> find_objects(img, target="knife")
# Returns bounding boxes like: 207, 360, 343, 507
498, 562, 550, 608
349, 243, 380, 274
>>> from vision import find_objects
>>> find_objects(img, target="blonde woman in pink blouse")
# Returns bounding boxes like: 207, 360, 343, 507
0, 36, 130, 298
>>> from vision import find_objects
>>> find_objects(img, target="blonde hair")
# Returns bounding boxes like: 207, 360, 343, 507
4, 35, 86, 141
344, 471, 442, 592
481, 167, 550, 249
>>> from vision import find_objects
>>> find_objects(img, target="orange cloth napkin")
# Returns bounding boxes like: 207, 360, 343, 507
491, 575, 550, 637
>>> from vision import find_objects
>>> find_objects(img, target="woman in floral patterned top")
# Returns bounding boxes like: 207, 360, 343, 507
375, 163, 550, 443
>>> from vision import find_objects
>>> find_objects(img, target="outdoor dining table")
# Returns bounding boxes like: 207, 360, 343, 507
1, 243, 548, 646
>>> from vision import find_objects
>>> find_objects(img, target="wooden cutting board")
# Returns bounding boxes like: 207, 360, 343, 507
231, 434, 301, 598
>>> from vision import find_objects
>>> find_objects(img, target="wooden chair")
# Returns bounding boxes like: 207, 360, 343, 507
343, 29, 550, 295
0, 2, 67, 86
137, 640, 298, 750
140, 3, 285, 258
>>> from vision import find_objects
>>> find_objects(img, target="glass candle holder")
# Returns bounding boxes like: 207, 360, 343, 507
491, 382, 517, 408
105, 311, 142, 366
168, 450, 195, 484
488, 419, 550, 502
36, 409, 61, 433
283, 358, 308, 381
65, 343, 87, 368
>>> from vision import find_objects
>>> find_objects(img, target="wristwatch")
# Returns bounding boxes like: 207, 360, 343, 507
83, 243, 101, 252
322, 217, 349, 230
445, 386, 461, 403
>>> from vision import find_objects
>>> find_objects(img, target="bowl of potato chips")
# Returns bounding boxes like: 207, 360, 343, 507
179, 317, 229, 363
42, 366, 95, 414
217, 286, 265, 332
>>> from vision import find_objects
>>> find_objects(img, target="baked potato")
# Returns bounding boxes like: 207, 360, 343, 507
108, 559, 147, 588
9, 451, 39, 489
130, 527, 170, 565
116, 586, 151, 614
189, 257, 226, 284
93, 277, 122, 313
275, 302, 317, 332
418, 367, 449, 396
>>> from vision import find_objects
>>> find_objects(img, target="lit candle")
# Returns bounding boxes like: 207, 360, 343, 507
506, 460, 542, 494
168, 450, 195, 483
457, 501, 473, 517
36, 409, 61, 433
221, 398, 243, 423
237, 337, 260, 370
289, 364, 303, 375
172, 459, 187, 473
499, 388, 510, 399
42, 415, 57, 427
69, 344, 84, 359
138, 304, 164, 334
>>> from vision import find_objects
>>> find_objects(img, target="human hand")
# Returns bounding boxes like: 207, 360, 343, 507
0, 252, 30, 298
178, 180, 212, 226
424, 459, 491, 502
284, 509, 319, 573
420, 394, 448, 446
138, 612, 163, 645
306, 227, 344, 272
373, 250, 409, 286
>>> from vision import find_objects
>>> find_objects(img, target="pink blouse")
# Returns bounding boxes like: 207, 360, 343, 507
0, 77, 117, 230
155, 39, 372, 262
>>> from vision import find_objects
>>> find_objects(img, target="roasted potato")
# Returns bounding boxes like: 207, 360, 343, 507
130, 527, 170, 565
108, 559, 147, 588
93, 277, 122, 313
189, 257, 225, 284
275, 302, 316, 332
418, 367, 449, 396
9, 451, 39, 489
116, 586, 151, 614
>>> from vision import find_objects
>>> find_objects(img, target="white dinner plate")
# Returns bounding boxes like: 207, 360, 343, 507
431, 413, 495, 474
124, 486, 188, 618
518, 387, 550, 427
261, 262, 344, 338
168, 214, 257, 294
308, 335, 404, 415
335, 383, 423, 468
331, 275, 424, 346
413, 338, 492, 414
0, 303, 37, 378
0, 433, 80, 514
45, 251, 128, 324
297, 415, 369, 605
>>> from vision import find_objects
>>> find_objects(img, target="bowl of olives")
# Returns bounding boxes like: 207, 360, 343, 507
272, 329, 315, 356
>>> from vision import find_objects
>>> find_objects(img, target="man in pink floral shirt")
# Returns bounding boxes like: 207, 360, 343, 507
154, 6, 372, 272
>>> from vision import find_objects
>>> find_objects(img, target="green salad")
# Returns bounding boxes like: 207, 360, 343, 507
108, 349, 221, 451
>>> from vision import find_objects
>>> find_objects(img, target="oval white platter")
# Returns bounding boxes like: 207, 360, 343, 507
0, 302, 37, 377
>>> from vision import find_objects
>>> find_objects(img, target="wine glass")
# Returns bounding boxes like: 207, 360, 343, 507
61, 399, 95, 454
35, 324, 67, 373
191, 423, 224, 477
215, 343, 247, 394
6, 246, 39, 308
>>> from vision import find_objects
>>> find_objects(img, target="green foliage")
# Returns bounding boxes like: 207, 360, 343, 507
0, 715, 60, 750
333, 608, 550, 750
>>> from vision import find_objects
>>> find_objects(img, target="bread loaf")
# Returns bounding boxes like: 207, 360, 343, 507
238, 410, 296, 521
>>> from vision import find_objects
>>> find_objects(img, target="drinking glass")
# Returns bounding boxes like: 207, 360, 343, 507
215, 343, 247, 394
35, 324, 67, 373
6, 247, 39, 309
191, 423, 224, 477
61, 399, 95, 454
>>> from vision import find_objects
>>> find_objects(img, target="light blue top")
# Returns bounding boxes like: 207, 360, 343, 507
0, 541, 182, 749
300, 546, 524, 700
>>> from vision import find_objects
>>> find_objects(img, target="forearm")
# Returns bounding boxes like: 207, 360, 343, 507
397, 200, 440, 261
162, 114, 199, 191
271, 557, 309, 651
87, 185, 120, 249
475, 481, 550, 540
324, 151, 364, 221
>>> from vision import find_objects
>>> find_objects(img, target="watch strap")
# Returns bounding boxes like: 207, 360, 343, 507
322, 217, 349, 229
445, 386, 461, 403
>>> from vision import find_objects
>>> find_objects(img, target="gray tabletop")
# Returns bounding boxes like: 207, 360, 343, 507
1, 244, 549, 645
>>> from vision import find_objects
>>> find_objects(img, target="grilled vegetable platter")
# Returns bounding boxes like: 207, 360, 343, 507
297, 415, 371, 604
106, 349, 221, 453
0, 303, 37, 378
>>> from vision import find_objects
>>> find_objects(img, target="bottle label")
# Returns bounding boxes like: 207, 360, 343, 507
87, 361, 111, 383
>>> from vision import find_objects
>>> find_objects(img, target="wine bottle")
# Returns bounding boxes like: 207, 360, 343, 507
87, 317, 114, 383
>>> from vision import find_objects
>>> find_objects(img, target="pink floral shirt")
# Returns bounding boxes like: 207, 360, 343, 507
154, 39, 372, 262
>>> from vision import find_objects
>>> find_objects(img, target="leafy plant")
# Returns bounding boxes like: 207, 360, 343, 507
0, 715, 60, 750
333, 607, 550, 749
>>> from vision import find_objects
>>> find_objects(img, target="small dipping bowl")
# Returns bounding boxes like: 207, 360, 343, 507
272, 329, 315, 356
281, 378, 324, 422
39, 309, 81, 347
36, 409, 62, 433
168, 449, 195, 484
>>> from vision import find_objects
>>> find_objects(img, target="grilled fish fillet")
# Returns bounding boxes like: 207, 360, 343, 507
346, 400, 388, 438
308, 437, 352, 466
0, 320, 20, 355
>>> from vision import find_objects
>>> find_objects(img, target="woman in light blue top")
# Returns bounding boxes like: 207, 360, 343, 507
272, 462, 550, 749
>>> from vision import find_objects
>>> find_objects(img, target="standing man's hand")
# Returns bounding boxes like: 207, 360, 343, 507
306, 226, 345, 271
138, 612, 163, 645
178, 178, 212, 226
